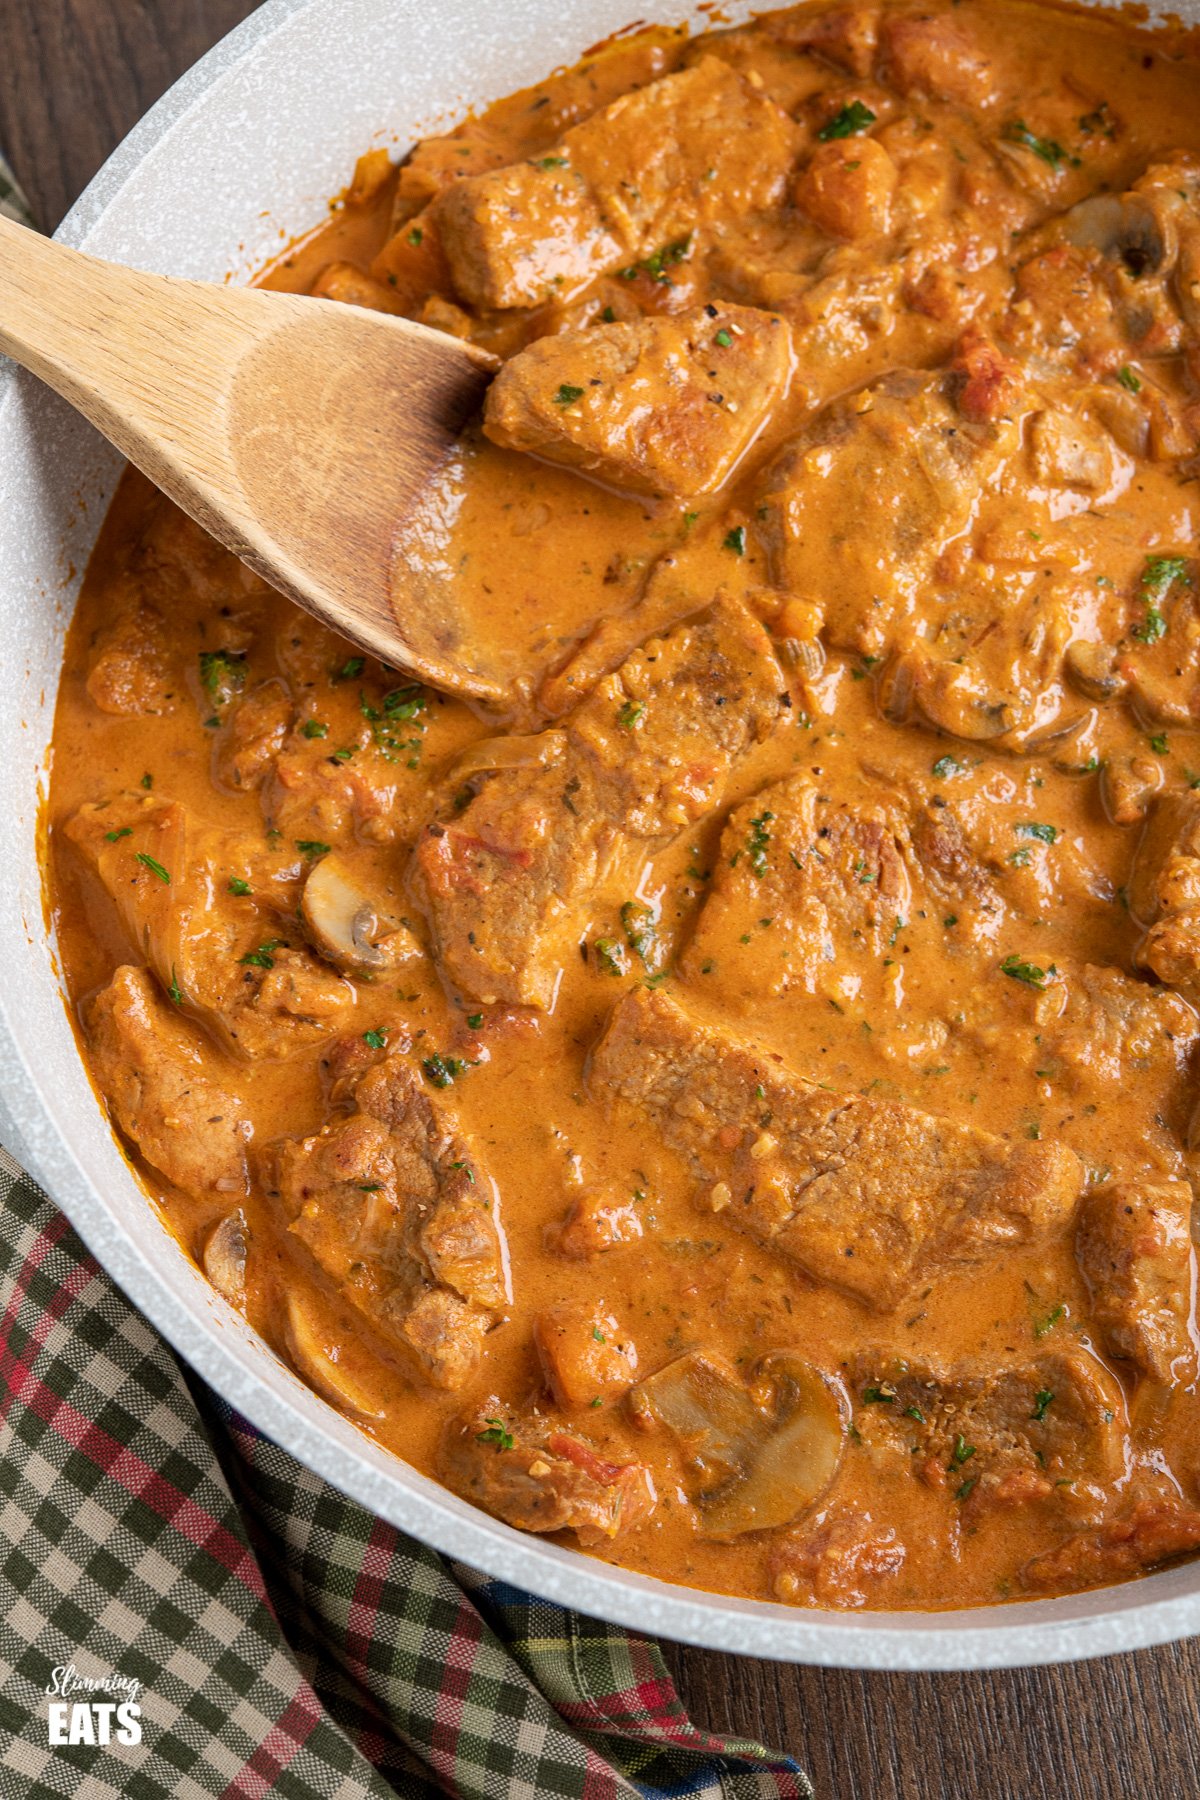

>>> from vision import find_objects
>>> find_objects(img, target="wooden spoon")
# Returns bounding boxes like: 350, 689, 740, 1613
0, 213, 504, 700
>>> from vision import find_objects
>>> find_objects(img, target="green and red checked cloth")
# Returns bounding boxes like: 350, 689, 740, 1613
0, 145, 809, 1794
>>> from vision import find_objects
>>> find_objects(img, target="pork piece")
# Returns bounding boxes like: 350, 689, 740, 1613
1129, 794, 1200, 1004
1076, 1181, 1195, 1383
84, 577, 177, 717
546, 1187, 645, 1258
413, 600, 784, 1007
681, 772, 912, 999
909, 804, 1006, 945
590, 988, 1082, 1310
757, 370, 1019, 657
309, 260, 406, 316
1022, 1498, 1200, 1592
848, 1346, 1127, 1503
880, 10, 995, 107
213, 681, 294, 793
441, 1403, 656, 1544
65, 796, 352, 1061
794, 137, 897, 241
769, 1510, 905, 1608
765, 5, 879, 76
534, 1301, 638, 1408
85, 965, 251, 1195
483, 304, 792, 498
274, 1054, 505, 1390
432, 57, 797, 309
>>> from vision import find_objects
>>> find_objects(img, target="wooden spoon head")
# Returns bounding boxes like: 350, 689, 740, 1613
225, 302, 503, 700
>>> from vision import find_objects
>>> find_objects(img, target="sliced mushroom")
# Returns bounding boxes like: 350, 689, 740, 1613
1064, 641, 1127, 703
1058, 191, 1173, 277
1100, 750, 1163, 826
630, 1349, 847, 1537
201, 1209, 249, 1304
452, 729, 569, 780
282, 1294, 385, 1420
301, 851, 421, 974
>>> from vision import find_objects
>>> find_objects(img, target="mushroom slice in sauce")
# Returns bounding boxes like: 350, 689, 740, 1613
300, 852, 420, 975
282, 1294, 385, 1420
201, 1209, 249, 1304
630, 1349, 847, 1537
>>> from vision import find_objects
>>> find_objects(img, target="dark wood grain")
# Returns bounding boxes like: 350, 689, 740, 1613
4, 6, 1200, 1795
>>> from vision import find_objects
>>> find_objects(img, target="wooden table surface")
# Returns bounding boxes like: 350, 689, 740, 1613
3, 4, 1200, 1794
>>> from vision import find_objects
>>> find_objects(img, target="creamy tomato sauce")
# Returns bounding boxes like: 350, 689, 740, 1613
44, 0, 1200, 1611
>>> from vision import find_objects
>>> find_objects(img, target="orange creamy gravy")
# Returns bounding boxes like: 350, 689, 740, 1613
44, 0, 1200, 1610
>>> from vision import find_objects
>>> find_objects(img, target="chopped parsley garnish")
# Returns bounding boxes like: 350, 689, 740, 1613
592, 1327, 606, 1343
955, 1477, 978, 1501
104, 827, 132, 843
1150, 732, 1170, 755
140, 772, 153, 790
903, 1405, 925, 1423
621, 900, 656, 962
1117, 365, 1142, 393
553, 383, 586, 406
818, 100, 877, 141
407, 226, 424, 246
1034, 1301, 1065, 1339
296, 839, 331, 859
1015, 821, 1058, 843
1002, 119, 1071, 167
198, 648, 246, 703
932, 754, 964, 779
334, 655, 366, 682
135, 852, 170, 884
360, 684, 428, 765
1031, 1389, 1055, 1421
1000, 953, 1056, 988
302, 719, 329, 739
239, 939, 284, 970
950, 1435, 976, 1467
714, 328, 732, 347
422, 1051, 465, 1088
475, 1418, 514, 1451
451, 1159, 475, 1184
594, 936, 629, 977
601, 305, 616, 322
617, 699, 646, 729
168, 966, 184, 1007
746, 810, 774, 878
620, 236, 692, 283
535, 154, 567, 169
722, 525, 746, 556
466, 1013, 483, 1030
227, 877, 252, 896
1133, 554, 1191, 642
861, 1385, 896, 1404
363, 1029, 389, 1050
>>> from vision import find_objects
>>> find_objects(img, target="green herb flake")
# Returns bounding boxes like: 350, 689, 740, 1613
135, 852, 170, 884
198, 648, 247, 703
475, 1417, 514, 1452
296, 839, 331, 859
140, 772, 153, 790
818, 99, 877, 141
714, 328, 732, 347
227, 877, 252, 896
950, 1434, 976, 1467
363, 1029, 389, 1050
1000, 953, 1056, 989
932, 754, 965, 779
554, 383, 586, 406
451, 1159, 475, 1185
466, 1013, 484, 1030
955, 1476, 978, 1501
1002, 119, 1070, 167
1015, 821, 1058, 843
407, 225, 424, 246
302, 719, 329, 739
334, 656, 366, 682
723, 525, 747, 556
592, 1327, 606, 1343
746, 810, 774, 878
1150, 733, 1170, 755
422, 1051, 465, 1089
1034, 1301, 1065, 1339
617, 699, 646, 730
168, 966, 184, 1007
861, 1385, 896, 1404
1117, 365, 1142, 393
903, 1404, 925, 1423
535, 154, 567, 169
621, 900, 656, 962
594, 936, 629, 978
239, 939, 284, 971
104, 827, 133, 843
1031, 1389, 1055, 1421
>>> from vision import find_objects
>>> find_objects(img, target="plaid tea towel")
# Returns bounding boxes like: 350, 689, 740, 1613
0, 1157, 814, 1800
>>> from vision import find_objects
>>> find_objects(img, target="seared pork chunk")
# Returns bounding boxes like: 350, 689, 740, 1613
1130, 793, 1200, 1003
413, 600, 784, 1007
848, 1346, 1127, 1502
274, 1055, 505, 1390
433, 57, 797, 309
590, 988, 1082, 1309
758, 370, 1019, 658
770, 1509, 905, 1608
66, 796, 353, 1060
441, 1403, 656, 1544
484, 305, 793, 497
880, 10, 996, 106
1022, 1499, 1200, 1592
682, 773, 912, 1000
1076, 1181, 1195, 1382
84, 578, 177, 717
534, 1301, 638, 1408
765, 5, 880, 76
86, 965, 251, 1194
